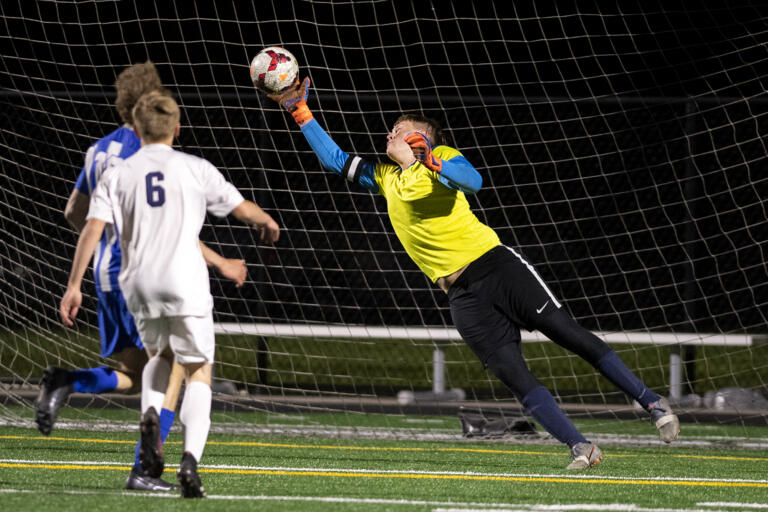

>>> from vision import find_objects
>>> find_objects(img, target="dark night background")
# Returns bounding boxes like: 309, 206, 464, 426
1, 1, 767, 340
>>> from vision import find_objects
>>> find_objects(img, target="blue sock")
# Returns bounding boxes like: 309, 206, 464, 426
69, 367, 118, 394
133, 407, 176, 472
597, 350, 661, 409
522, 386, 588, 448
132, 439, 142, 472
160, 407, 175, 442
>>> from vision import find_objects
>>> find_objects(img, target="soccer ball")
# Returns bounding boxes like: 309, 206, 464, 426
250, 46, 299, 94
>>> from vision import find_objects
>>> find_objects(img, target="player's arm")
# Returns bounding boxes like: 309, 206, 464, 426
65, 162, 95, 232
436, 156, 482, 194
199, 241, 247, 287
201, 160, 280, 244
403, 132, 482, 195
230, 200, 280, 244
64, 189, 90, 232
266, 78, 378, 193
60, 217, 106, 326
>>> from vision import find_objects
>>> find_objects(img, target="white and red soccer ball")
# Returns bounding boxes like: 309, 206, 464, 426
250, 46, 299, 93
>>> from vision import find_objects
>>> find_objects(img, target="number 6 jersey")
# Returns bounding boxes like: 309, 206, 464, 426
87, 143, 244, 319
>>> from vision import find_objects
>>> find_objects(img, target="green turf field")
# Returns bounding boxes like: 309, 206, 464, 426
1, 407, 767, 511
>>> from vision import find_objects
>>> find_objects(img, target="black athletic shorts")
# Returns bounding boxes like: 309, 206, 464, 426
447, 245, 562, 364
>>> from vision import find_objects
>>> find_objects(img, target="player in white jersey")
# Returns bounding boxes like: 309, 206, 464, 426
59, 91, 280, 498
36, 62, 246, 492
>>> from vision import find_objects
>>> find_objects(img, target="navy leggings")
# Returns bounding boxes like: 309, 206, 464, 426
448, 245, 612, 399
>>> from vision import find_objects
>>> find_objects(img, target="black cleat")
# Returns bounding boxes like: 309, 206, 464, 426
34, 367, 73, 436
125, 468, 180, 491
139, 406, 164, 478
177, 451, 206, 498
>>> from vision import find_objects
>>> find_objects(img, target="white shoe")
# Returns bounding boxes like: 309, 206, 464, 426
566, 442, 603, 470
648, 398, 680, 443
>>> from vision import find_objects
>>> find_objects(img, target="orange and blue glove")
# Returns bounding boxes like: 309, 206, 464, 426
404, 131, 442, 172
267, 76, 313, 125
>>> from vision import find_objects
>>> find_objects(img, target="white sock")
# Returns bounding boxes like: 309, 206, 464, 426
179, 381, 212, 462
141, 355, 170, 414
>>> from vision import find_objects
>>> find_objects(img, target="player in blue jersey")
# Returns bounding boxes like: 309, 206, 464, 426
35, 61, 247, 491
265, 76, 680, 470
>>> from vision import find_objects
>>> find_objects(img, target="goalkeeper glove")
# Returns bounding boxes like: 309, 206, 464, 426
404, 131, 442, 172
267, 76, 313, 125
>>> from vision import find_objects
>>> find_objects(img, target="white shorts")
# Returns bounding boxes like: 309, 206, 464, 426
134, 313, 215, 364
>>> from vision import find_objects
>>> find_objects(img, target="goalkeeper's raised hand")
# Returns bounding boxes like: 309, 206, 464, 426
267, 77, 313, 125
404, 131, 442, 172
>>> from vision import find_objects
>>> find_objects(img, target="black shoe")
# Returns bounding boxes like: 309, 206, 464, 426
125, 468, 180, 491
177, 451, 206, 498
139, 406, 164, 478
34, 367, 73, 436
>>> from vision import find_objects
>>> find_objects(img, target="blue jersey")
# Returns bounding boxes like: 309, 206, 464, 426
74, 125, 141, 294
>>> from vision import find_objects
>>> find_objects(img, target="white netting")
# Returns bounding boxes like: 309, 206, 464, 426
1, 2, 766, 437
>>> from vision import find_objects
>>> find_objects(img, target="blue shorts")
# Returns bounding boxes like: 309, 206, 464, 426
97, 289, 143, 358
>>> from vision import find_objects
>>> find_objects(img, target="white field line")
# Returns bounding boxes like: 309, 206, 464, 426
2, 458, 767, 485
698, 504, 768, 509
433, 508, 736, 512
0, 489, 741, 511
433, 508, 735, 512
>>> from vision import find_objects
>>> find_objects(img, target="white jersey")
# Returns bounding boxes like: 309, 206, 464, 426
87, 143, 244, 319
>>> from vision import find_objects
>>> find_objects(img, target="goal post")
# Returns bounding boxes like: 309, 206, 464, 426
1, 2, 767, 441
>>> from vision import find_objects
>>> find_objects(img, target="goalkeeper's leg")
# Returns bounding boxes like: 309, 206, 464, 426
485, 343, 591, 448
450, 290, 596, 457
484, 343, 603, 469
535, 308, 679, 442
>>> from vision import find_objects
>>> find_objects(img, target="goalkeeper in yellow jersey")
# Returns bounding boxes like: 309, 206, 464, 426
266, 77, 679, 469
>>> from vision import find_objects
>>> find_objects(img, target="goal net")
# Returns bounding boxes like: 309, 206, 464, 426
1, 2, 766, 444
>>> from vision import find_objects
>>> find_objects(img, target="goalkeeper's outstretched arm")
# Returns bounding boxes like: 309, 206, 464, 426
265, 77, 481, 195
267, 77, 378, 193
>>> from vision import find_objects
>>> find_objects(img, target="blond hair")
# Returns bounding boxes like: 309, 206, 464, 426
132, 91, 180, 143
114, 61, 167, 125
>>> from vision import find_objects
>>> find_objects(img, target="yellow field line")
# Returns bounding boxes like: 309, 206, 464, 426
206, 441, 642, 457
206, 440, 566, 456
202, 468, 768, 488
1, 462, 766, 488
3, 435, 767, 462
1, 462, 127, 471
0, 435, 138, 445
0, 435, 568, 456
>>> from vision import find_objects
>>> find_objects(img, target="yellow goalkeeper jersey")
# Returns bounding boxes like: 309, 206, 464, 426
374, 146, 500, 282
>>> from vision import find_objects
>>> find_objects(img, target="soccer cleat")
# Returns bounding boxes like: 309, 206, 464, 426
34, 367, 73, 436
566, 442, 603, 470
648, 397, 680, 443
125, 468, 180, 491
139, 406, 164, 478
177, 451, 207, 498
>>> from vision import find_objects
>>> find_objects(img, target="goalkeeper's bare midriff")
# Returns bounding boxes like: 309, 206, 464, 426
436, 263, 470, 294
